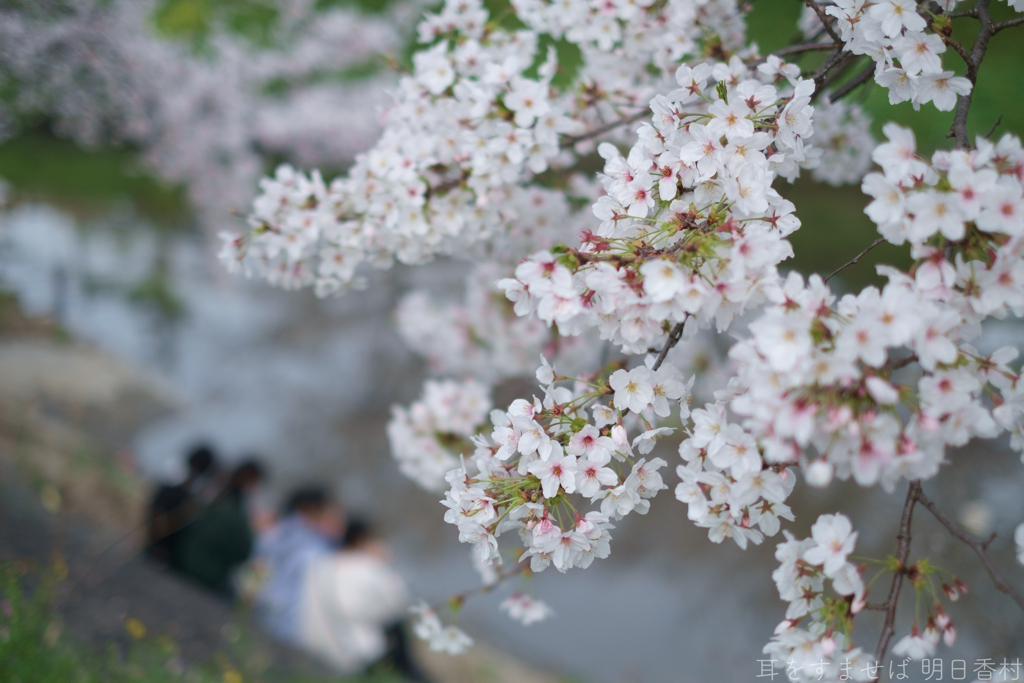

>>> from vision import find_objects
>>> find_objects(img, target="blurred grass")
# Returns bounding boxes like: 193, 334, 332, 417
0, 128, 189, 227
0, 563, 404, 683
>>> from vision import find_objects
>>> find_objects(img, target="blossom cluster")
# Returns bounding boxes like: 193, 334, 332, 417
818, 0, 973, 110
386, 379, 492, 491
411, 602, 475, 654
763, 514, 874, 681
708, 126, 1024, 500
499, 62, 818, 354
439, 358, 690, 575
675, 403, 797, 549
499, 593, 554, 625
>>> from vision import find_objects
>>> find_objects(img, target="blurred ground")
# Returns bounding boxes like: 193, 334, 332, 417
0, 297, 567, 683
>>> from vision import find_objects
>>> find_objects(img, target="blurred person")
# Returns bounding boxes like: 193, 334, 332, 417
145, 443, 219, 565
171, 459, 265, 597
298, 518, 431, 682
243, 456, 279, 535
254, 486, 345, 644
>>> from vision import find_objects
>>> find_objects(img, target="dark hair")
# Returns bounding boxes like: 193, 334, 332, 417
284, 487, 330, 516
227, 459, 265, 491
186, 445, 217, 476
342, 517, 372, 548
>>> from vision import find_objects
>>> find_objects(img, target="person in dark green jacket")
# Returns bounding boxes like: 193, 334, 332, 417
172, 460, 265, 597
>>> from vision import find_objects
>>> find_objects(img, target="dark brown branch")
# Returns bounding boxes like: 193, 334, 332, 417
942, 35, 975, 71
828, 62, 875, 102
813, 48, 851, 92
993, 15, 1024, 31
875, 481, 921, 665
881, 353, 918, 374
805, 0, 844, 46
916, 487, 1024, 613
760, 41, 837, 62
824, 237, 885, 283
949, 0, 995, 149
652, 320, 686, 371
818, 52, 859, 92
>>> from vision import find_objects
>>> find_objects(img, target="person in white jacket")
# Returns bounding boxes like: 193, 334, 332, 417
297, 518, 431, 682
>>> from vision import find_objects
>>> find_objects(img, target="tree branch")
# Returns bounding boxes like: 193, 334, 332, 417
652, 320, 686, 371
880, 353, 918, 374
949, 0, 995, 149
817, 52, 859, 93
563, 108, 649, 146
875, 481, 921, 665
916, 487, 1024, 613
983, 114, 1003, 139
805, 0, 844, 46
760, 41, 838, 62
824, 237, 885, 283
993, 15, 1024, 31
828, 62, 875, 102
942, 34, 975, 72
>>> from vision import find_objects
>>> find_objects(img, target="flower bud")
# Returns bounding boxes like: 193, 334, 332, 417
774, 619, 797, 635
923, 620, 940, 645
943, 625, 957, 647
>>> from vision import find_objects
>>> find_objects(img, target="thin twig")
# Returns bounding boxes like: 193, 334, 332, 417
752, 41, 837, 65
768, 41, 837, 59
817, 52, 858, 92
916, 487, 1024, 613
880, 353, 918, 374
812, 48, 850, 92
983, 115, 1003, 139
942, 35, 975, 71
875, 481, 921, 665
824, 237, 885, 283
805, 0, 844, 45
441, 564, 527, 610
563, 109, 649, 146
828, 62, 875, 102
652, 320, 686, 371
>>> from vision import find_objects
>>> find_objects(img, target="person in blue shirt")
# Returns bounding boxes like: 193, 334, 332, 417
253, 487, 345, 644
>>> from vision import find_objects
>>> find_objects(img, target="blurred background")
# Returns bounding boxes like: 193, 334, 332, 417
0, 0, 1023, 682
